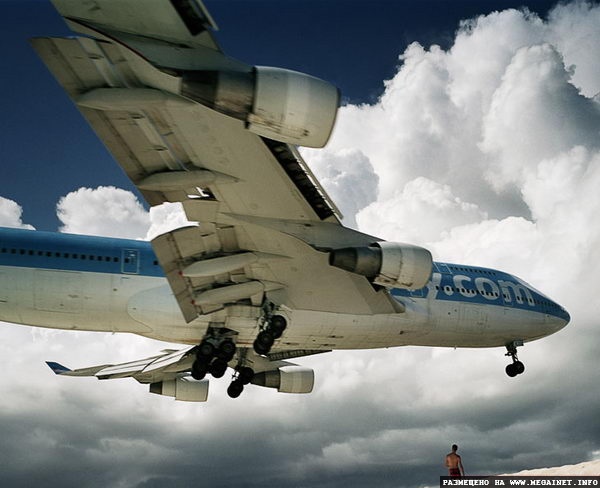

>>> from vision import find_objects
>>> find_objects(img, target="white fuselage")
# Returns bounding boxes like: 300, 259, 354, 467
0, 228, 569, 351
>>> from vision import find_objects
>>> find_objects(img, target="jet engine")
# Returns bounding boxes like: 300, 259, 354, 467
180, 67, 339, 148
329, 242, 433, 290
149, 376, 209, 402
251, 365, 314, 394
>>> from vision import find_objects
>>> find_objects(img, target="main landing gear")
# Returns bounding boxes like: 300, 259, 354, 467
505, 340, 525, 377
190, 310, 288, 398
190, 331, 258, 399
227, 366, 255, 399
191, 335, 237, 381
253, 314, 287, 356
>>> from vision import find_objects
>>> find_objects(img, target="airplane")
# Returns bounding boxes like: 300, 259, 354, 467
0, 0, 570, 402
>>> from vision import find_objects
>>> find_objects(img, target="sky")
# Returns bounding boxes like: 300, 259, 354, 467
1, 0, 600, 487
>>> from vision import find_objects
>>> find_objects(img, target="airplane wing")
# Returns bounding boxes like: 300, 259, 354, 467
45, 346, 211, 402
31, 0, 409, 327
46, 346, 196, 383
46, 345, 320, 401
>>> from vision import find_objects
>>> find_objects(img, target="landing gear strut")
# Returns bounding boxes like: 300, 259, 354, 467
505, 340, 525, 377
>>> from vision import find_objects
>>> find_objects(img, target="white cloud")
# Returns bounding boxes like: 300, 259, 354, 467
299, 147, 378, 228
0, 197, 34, 230
480, 43, 600, 191
356, 176, 487, 246
57, 186, 150, 239
55, 186, 193, 241
146, 201, 195, 240
546, 1, 600, 98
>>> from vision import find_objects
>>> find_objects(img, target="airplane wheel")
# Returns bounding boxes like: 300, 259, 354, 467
506, 363, 516, 377
209, 358, 228, 378
238, 366, 255, 385
253, 330, 274, 355
506, 360, 525, 377
198, 341, 215, 359
514, 361, 525, 375
227, 380, 244, 399
191, 360, 208, 380
218, 339, 236, 361
253, 340, 269, 355
270, 315, 287, 339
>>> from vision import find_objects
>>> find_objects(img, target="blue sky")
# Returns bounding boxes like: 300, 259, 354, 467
2, 0, 559, 231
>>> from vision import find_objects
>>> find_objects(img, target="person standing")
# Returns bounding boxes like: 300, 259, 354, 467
445, 444, 465, 477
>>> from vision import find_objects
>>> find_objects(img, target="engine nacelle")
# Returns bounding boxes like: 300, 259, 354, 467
329, 242, 433, 290
149, 376, 209, 402
251, 365, 314, 394
181, 67, 339, 148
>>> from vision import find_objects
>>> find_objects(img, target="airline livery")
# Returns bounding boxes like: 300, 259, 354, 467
1, 0, 569, 402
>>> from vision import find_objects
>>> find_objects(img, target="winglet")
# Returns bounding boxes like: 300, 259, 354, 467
46, 361, 72, 375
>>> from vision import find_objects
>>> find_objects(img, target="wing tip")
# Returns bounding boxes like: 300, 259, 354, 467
46, 361, 72, 375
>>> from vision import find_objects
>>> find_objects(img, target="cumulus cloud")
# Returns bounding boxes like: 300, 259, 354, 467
57, 186, 150, 239
311, 4, 600, 302
146, 201, 195, 241
0, 196, 34, 229
55, 186, 194, 241
357, 176, 487, 245
299, 0, 600, 480
300, 147, 379, 227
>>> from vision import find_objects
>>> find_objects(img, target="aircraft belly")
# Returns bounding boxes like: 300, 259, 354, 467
415, 299, 549, 348
126, 282, 211, 343
271, 308, 431, 350
0, 268, 20, 323
0, 265, 152, 334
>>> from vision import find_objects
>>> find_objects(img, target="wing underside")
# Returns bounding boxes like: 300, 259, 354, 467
31, 20, 395, 321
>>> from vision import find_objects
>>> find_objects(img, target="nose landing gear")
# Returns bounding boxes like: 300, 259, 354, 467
505, 340, 525, 377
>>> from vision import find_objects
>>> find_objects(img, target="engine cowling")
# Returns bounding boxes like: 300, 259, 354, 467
149, 376, 209, 402
251, 365, 314, 394
181, 67, 339, 148
329, 242, 433, 290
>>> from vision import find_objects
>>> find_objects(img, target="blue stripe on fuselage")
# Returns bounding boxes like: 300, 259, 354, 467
391, 262, 569, 321
0, 227, 163, 277
0, 227, 569, 322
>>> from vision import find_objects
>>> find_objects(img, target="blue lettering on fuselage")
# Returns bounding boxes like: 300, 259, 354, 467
425, 272, 534, 306
391, 262, 566, 319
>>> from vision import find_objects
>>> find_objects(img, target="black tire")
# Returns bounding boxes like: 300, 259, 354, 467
253, 330, 274, 355
197, 341, 215, 359
217, 339, 236, 361
238, 366, 255, 385
514, 361, 525, 375
209, 358, 228, 378
270, 315, 287, 339
191, 360, 208, 380
253, 339, 270, 355
506, 363, 518, 377
227, 380, 244, 399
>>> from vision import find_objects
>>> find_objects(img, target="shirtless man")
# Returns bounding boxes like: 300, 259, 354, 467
445, 444, 465, 477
